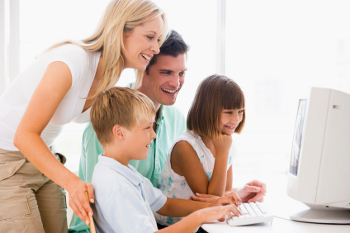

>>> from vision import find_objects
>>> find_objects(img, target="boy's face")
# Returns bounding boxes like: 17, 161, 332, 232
124, 117, 157, 161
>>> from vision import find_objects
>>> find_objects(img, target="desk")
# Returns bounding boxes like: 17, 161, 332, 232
202, 217, 350, 233
202, 173, 350, 233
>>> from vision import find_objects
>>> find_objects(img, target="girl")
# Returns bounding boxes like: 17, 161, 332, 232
0, 1, 167, 232
156, 74, 245, 226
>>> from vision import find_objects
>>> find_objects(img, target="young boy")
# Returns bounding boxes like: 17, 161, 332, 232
89, 87, 241, 233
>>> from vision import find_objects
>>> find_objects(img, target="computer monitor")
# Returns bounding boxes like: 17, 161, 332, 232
287, 87, 350, 224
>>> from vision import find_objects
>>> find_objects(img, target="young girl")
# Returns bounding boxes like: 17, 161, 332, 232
155, 74, 245, 226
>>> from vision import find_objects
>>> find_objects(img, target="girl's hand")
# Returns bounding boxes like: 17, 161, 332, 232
212, 134, 232, 157
197, 205, 241, 223
209, 196, 242, 217
190, 192, 241, 206
189, 193, 219, 203
67, 180, 95, 225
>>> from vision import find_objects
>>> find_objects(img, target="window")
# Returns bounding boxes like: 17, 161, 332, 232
3, 1, 350, 183
225, 0, 350, 186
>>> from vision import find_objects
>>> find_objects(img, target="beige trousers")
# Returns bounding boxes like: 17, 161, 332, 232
0, 148, 68, 233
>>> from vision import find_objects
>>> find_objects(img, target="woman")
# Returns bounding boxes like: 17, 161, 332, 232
0, 0, 167, 232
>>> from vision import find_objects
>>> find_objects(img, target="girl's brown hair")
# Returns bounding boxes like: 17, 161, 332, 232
187, 74, 245, 138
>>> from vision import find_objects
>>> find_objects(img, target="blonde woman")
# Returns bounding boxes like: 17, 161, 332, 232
0, 0, 167, 232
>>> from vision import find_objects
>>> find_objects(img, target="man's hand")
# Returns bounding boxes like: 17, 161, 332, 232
237, 180, 266, 203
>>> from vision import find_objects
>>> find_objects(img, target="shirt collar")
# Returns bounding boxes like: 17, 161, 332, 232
97, 155, 143, 186
156, 105, 165, 123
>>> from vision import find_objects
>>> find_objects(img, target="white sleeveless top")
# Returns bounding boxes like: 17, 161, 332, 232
155, 131, 237, 226
0, 44, 100, 151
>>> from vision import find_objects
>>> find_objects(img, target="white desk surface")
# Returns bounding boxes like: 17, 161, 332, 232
202, 217, 350, 233
202, 173, 350, 233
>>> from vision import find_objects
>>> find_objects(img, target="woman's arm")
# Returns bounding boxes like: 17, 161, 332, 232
14, 61, 94, 225
171, 139, 229, 196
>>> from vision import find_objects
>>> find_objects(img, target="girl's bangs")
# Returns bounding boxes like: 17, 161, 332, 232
221, 87, 245, 110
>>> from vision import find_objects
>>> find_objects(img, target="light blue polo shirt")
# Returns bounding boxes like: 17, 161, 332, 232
91, 155, 167, 233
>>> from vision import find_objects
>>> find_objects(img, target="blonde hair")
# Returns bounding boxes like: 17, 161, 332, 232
49, 0, 168, 99
187, 75, 246, 138
91, 87, 156, 146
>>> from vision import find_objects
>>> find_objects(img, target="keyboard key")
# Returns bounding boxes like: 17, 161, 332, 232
244, 203, 257, 217
249, 203, 264, 216
239, 204, 249, 214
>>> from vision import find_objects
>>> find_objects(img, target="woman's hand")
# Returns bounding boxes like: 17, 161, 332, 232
212, 134, 232, 158
67, 179, 95, 225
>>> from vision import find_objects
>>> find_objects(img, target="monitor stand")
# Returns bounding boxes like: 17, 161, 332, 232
290, 208, 350, 224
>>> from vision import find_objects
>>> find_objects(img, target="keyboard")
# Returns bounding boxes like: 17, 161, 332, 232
227, 202, 274, 226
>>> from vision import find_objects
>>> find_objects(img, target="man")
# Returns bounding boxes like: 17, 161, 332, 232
69, 30, 267, 233
69, 30, 188, 232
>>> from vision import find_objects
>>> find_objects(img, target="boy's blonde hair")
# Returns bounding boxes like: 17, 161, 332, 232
90, 87, 156, 146
187, 75, 246, 138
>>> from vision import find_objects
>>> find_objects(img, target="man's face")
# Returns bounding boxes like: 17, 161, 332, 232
139, 54, 187, 107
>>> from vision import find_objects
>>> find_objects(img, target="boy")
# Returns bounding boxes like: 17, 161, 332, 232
90, 87, 241, 233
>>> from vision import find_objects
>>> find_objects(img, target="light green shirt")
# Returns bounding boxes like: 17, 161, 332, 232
68, 105, 186, 233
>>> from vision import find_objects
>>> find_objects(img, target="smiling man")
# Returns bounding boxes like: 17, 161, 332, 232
68, 30, 189, 233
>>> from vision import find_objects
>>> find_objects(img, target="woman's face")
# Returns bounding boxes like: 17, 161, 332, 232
220, 109, 244, 135
122, 15, 164, 70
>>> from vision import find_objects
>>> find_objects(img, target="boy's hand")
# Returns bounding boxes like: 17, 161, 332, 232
209, 196, 242, 217
212, 134, 232, 157
196, 205, 241, 223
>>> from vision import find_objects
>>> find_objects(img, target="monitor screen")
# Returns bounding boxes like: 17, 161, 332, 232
289, 99, 307, 176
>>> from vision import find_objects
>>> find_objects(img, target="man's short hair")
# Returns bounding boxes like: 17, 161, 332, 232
90, 87, 156, 146
187, 75, 246, 138
145, 30, 189, 74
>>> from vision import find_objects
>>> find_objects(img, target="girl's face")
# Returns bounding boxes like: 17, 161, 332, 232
122, 15, 164, 70
220, 109, 244, 135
